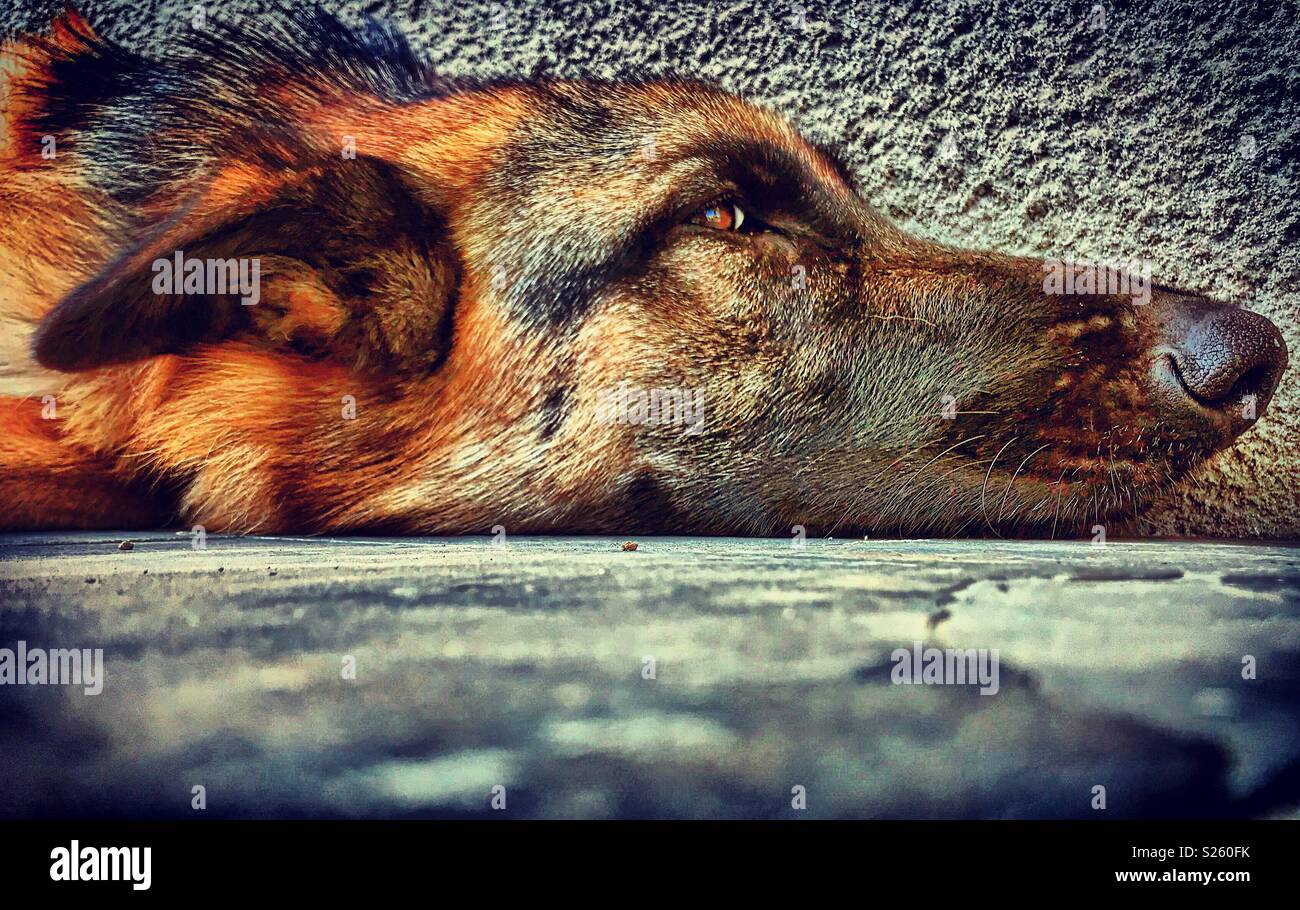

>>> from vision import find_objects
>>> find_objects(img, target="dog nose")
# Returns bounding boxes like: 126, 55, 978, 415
1148, 294, 1288, 442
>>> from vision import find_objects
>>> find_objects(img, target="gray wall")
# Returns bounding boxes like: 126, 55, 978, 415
8, 0, 1298, 536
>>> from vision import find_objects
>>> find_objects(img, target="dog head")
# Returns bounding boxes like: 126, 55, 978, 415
28, 9, 1288, 535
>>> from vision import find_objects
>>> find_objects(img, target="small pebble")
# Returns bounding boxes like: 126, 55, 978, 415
621, 541, 639, 551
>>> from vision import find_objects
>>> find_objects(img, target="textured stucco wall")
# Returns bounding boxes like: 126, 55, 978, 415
6, 0, 1298, 537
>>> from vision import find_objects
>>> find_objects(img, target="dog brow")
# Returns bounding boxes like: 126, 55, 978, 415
672, 135, 861, 245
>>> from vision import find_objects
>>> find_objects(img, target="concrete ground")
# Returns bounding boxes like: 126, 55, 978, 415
0, 533, 1298, 818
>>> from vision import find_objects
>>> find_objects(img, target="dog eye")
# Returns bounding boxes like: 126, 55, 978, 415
692, 202, 746, 231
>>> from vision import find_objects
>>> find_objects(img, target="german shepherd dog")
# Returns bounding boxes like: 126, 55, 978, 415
0, 8, 1288, 536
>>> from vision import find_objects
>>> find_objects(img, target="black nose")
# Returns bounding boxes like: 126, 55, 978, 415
1149, 295, 1288, 442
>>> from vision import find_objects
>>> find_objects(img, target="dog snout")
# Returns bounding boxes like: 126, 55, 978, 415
1147, 293, 1288, 443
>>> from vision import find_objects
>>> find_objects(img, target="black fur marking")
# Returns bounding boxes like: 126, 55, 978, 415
799, 368, 852, 413
183, 7, 459, 106
538, 387, 569, 441
624, 471, 685, 532
29, 22, 160, 139
509, 230, 662, 328
24, 6, 478, 204
484, 87, 642, 326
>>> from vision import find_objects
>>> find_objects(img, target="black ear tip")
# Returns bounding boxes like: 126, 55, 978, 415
32, 283, 105, 371
32, 316, 80, 371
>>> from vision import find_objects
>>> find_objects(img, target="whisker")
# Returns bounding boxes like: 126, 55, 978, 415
980, 437, 1018, 536
1049, 467, 1068, 541
871, 434, 988, 531
831, 433, 984, 537
996, 443, 1050, 524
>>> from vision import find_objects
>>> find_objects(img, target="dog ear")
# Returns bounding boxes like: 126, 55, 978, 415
34, 155, 460, 374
